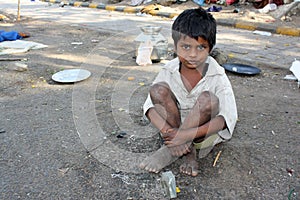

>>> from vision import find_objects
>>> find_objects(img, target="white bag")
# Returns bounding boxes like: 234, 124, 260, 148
136, 40, 153, 66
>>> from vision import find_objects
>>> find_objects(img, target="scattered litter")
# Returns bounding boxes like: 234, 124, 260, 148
117, 131, 127, 138
127, 76, 135, 81
193, 0, 205, 6
0, 40, 48, 55
176, 186, 181, 193
136, 40, 153, 66
271, 130, 275, 135
161, 171, 177, 199
213, 150, 222, 167
284, 74, 297, 81
253, 30, 272, 36
289, 59, 300, 88
59, 1, 65, 7
233, 8, 239, 13
129, 135, 136, 141
286, 168, 294, 176
0, 57, 27, 61
14, 62, 28, 72
258, 3, 277, 13
111, 173, 131, 184
71, 42, 83, 45
139, 82, 145, 86
118, 108, 125, 112
288, 187, 299, 200
91, 39, 99, 43
58, 167, 70, 174
206, 6, 222, 12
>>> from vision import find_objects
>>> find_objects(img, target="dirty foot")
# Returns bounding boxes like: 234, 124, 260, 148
139, 145, 179, 173
179, 147, 199, 176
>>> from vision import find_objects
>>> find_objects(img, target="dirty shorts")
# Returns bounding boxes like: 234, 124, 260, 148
180, 108, 225, 159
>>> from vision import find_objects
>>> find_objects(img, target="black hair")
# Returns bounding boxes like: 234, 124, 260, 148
172, 7, 216, 52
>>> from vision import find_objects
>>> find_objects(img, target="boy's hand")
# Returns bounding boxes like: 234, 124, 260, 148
168, 143, 191, 157
161, 128, 178, 141
164, 128, 193, 147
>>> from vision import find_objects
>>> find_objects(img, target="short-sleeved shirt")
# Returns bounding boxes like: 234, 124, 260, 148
143, 56, 238, 140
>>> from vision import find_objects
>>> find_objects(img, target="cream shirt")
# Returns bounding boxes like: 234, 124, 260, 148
143, 56, 238, 140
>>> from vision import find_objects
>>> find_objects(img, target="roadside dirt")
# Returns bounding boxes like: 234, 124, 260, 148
91, 0, 300, 29
1, 10, 299, 199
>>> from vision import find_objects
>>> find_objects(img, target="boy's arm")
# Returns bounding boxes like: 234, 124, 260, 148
146, 108, 173, 134
164, 115, 226, 147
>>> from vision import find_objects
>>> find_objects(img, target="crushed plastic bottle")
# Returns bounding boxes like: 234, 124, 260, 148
161, 171, 177, 199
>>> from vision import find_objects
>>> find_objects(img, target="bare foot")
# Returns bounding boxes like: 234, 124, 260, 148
179, 146, 199, 176
139, 145, 179, 173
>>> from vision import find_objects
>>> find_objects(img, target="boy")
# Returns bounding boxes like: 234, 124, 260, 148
139, 7, 238, 176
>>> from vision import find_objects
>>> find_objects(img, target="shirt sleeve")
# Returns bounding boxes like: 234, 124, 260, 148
215, 79, 238, 140
142, 68, 169, 116
143, 94, 154, 116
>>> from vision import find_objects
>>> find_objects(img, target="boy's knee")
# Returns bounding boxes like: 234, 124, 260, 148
197, 91, 219, 116
149, 82, 171, 101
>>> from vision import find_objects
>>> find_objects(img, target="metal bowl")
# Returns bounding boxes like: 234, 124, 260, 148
140, 26, 162, 35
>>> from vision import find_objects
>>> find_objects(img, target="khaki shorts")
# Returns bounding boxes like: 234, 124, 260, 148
193, 133, 223, 158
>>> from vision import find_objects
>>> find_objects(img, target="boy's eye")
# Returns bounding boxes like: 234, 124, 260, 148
197, 45, 205, 50
182, 44, 190, 50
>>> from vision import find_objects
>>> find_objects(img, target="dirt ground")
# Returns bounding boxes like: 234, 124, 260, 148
1, 8, 300, 200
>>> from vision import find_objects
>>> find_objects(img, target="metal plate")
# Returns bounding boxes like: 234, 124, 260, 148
52, 69, 91, 83
222, 63, 261, 75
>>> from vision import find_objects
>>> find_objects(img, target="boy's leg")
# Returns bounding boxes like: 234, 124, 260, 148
148, 82, 181, 131
140, 82, 185, 173
179, 91, 219, 176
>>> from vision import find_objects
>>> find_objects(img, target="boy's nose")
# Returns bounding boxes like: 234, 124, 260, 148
189, 48, 198, 57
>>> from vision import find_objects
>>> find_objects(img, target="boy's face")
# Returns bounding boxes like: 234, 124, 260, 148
175, 35, 210, 70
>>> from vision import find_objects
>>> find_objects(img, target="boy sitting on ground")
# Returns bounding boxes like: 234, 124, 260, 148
140, 7, 238, 176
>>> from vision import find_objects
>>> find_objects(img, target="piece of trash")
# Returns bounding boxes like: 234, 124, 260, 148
136, 40, 153, 66
290, 59, 300, 88
58, 167, 70, 174
91, 39, 99, 43
111, 173, 131, 184
271, 130, 275, 135
129, 135, 136, 141
288, 186, 300, 200
213, 150, 222, 167
127, 76, 135, 81
71, 42, 83, 45
118, 108, 125, 112
139, 82, 145, 86
59, 1, 65, 7
161, 171, 177, 199
286, 168, 294, 175
233, 8, 239, 13
14, 62, 28, 72
117, 131, 127, 138
253, 30, 272, 36
176, 186, 181, 193
0, 129, 5, 134
193, 0, 205, 6
284, 74, 297, 81
258, 3, 277, 14
206, 6, 222, 12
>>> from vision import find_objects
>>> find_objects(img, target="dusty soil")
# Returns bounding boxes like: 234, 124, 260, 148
1, 10, 300, 199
